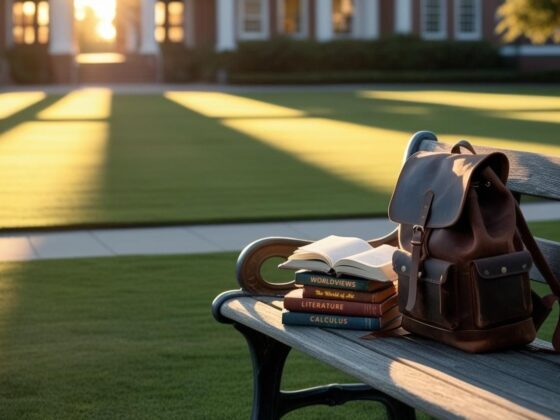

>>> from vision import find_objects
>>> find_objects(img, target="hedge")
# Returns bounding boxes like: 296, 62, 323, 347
7, 44, 51, 84
160, 35, 508, 83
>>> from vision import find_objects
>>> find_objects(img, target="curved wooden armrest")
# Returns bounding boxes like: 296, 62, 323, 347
236, 237, 312, 296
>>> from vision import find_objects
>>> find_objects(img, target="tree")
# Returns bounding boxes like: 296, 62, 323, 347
497, 0, 560, 44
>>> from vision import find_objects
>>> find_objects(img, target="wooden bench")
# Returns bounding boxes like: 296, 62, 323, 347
212, 131, 560, 419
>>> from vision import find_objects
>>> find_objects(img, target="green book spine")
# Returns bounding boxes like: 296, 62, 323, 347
282, 311, 381, 330
294, 271, 371, 291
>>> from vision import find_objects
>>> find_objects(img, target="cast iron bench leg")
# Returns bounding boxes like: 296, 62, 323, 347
235, 323, 416, 420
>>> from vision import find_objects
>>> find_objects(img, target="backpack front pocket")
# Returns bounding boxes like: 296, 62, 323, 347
471, 251, 533, 329
394, 251, 458, 330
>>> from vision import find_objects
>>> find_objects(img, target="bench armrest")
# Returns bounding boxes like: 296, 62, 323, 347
236, 237, 312, 295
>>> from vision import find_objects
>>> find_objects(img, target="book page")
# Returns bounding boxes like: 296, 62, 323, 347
333, 244, 397, 281
278, 259, 331, 273
289, 235, 372, 267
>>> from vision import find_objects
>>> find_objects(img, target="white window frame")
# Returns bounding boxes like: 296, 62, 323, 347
421, 0, 447, 40
237, 0, 269, 40
454, 0, 481, 40
277, 0, 308, 38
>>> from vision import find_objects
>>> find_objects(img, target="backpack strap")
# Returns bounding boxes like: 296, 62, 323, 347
515, 204, 560, 352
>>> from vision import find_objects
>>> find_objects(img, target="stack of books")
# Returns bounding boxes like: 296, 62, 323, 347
279, 236, 400, 331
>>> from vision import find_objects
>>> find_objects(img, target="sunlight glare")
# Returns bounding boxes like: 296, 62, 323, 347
360, 90, 560, 112
37, 88, 112, 120
0, 92, 46, 119
74, 0, 116, 40
164, 92, 305, 118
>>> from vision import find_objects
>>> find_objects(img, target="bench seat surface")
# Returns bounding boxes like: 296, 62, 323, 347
221, 295, 560, 420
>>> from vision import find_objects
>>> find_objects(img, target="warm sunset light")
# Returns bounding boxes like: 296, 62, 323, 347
164, 92, 304, 118
74, 0, 117, 41
359, 90, 560, 112
37, 88, 113, 120
0, 121, 108, 228
0, 92, 46, 120
167, 92, 560, 195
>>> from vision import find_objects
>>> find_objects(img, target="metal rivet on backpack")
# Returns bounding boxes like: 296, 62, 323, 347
484, 181, 492, 188
401, 266, 406, 272
484, 270, 490, 276
501, 266, 508, 274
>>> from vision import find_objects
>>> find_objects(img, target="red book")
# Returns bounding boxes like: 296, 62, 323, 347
284, 289, 398, 318
302, 284, 396, 304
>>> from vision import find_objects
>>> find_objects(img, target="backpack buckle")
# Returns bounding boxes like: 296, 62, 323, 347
411, 225, 425, 245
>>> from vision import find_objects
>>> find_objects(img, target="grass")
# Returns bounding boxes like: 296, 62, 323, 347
0, 86, 559, 229
0, 220, 558, 419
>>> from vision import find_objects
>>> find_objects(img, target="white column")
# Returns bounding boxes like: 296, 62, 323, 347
395, 0, 412, 34
315, 0, 332, 42
49, 0, 75, 54
5, 0, 13, 47
185, 0, 195, 47
216, 0, 236, 51
360, 0, 379, 39
140, 0, 158, 54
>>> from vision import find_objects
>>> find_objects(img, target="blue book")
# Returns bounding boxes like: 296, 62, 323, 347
294, 271, 389, 292
282, 307, 400, 331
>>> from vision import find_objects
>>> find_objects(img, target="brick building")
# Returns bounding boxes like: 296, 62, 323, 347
0, 0, 558, 83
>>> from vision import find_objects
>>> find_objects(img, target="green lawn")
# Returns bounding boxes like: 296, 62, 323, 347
0, 221, 558, 419
1, 86, 559, 229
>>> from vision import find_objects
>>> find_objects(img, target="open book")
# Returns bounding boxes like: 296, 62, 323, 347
278, 235, 397, 282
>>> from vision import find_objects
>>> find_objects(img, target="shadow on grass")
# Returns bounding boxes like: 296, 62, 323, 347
95, 94, 394, 227
0, 254, 394, 419
239, 88, 560, 150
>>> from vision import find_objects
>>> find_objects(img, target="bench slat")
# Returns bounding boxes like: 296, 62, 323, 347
266, 299, 560, 411
221, 296, 554, 420
342, 330, 560, 399
419, 140, 560, 200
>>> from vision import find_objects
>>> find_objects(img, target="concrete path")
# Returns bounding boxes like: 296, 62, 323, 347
0, 201, 558, 262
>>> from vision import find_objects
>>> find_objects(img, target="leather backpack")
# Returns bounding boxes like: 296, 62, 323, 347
388, 141, 560, 353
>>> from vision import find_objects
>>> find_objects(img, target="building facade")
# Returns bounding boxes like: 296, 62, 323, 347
0, 0, 558, 83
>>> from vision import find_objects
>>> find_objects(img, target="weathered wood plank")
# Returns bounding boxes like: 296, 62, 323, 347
266, 298, 560, 412
221, 296, 551, 420
352, 331, 560, 398
420, 140, 560, 200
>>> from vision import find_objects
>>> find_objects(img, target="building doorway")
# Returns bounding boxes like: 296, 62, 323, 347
74, 0, 124, 64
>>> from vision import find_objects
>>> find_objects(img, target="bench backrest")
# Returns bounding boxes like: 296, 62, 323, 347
408, 132, 560, 284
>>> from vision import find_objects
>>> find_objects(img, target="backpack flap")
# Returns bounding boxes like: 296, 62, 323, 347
388, 151, 509, 228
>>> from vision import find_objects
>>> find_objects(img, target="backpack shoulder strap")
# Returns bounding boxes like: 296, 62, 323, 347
515, 204, 560, 352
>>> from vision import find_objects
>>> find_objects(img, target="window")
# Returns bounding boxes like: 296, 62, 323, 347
278, 0, 308, 37
421, 0, 446, 39
332, 0, 354, 36
155, 0, 184, 43
238, 0, 268, 39
12, 0, 49, 45
454, 0, 481, 40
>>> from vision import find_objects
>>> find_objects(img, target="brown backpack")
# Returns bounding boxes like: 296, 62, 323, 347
388, 141, 560, 353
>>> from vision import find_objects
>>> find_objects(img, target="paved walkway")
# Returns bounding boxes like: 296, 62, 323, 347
1, 201, 559, 262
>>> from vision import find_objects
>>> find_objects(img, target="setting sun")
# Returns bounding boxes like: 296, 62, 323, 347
74, 0, 116, 41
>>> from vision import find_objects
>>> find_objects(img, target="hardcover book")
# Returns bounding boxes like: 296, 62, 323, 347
294, 270, 389, 292
284, 289, 398, 317
302, 284, 396, 304
278, 235, 397, 282
281, 306, 401, 331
